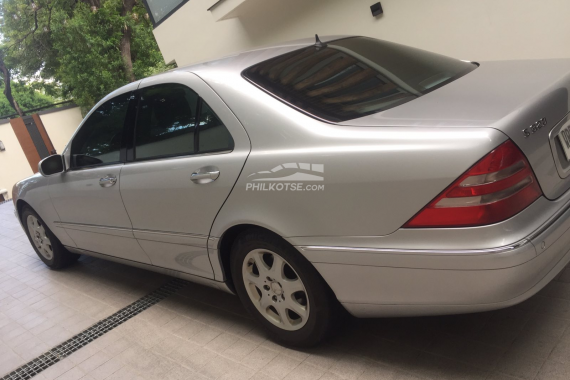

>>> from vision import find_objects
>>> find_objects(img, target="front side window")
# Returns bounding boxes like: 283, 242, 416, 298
71, 93, 132, 169
134, 84, 199, 160
242, 37, 477, 123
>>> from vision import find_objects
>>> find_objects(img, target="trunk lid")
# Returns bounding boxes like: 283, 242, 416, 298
343, 59, 570, 199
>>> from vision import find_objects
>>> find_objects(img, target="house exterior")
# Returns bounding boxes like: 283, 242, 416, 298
142, 0, 570, 67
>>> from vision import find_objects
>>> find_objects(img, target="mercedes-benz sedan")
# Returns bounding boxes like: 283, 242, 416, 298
13, 36, 570, 346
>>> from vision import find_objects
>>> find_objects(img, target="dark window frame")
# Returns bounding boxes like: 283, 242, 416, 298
141, 0, 190, 28
69, 92, 137, 171
128, 83, 234, 164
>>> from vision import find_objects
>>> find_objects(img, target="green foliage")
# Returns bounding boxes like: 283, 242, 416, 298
0, 81, 56, 117
0, 0, 171, 113
51, 1, 128, 111
0, 0, 68, 79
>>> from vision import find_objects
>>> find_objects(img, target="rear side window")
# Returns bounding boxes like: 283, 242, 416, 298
134, 84, 198, 160
198, 102, 234, 153
242, 37, 477, 123
71, 92, 132, 168
133, 83, 234, 161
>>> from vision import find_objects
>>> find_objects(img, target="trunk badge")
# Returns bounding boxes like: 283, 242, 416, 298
523, 118, 547, 138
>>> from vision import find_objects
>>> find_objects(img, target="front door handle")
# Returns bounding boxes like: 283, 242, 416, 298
99, 175, 117, 188
191, 167, 220, 184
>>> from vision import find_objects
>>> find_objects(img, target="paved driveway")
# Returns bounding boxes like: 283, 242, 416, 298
1, 201, 570, 380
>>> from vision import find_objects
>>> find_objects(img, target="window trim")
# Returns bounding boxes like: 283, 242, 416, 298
124, 149, 233, 166
141, 0, 190, 28
69, 92, 137, 171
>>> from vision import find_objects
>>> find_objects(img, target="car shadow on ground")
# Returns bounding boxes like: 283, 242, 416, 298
67, 254, 570, 380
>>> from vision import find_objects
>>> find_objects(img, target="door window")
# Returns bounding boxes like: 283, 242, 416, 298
134, 84, 199, 160
133, 84, 234, 160
71, 92, 132, 168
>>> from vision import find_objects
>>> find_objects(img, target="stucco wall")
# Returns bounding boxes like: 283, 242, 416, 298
153, 0, 570, 66
0, 121, 34, 199
0, 106, 83, 198
39, 106, 83, 154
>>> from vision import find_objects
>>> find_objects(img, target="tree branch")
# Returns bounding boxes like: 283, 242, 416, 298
0, 54, 25, 117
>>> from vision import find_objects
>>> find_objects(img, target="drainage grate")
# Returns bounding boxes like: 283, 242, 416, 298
1, 278, 186, 380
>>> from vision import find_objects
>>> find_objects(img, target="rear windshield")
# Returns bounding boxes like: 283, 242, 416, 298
242, 37, 477, 123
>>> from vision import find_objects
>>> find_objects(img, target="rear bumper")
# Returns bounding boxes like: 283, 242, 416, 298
295, 200, 570, 318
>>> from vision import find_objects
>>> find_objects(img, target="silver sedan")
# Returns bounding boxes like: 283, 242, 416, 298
12, 35, 570, 346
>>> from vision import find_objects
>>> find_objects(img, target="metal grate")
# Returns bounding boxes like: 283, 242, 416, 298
1, 279, 186, 380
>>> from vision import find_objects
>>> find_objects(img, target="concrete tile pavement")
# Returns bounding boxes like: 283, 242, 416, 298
1, 202, 570, 380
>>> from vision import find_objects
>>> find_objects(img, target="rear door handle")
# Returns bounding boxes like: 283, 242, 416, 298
99, 175, 117, 188
191, 168, 220, 184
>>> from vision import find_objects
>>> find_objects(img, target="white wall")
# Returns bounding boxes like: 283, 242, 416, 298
0, 106, 83, 199
0, 122, 34, 199
39, 107, 83, 153
153, 0, 570, 66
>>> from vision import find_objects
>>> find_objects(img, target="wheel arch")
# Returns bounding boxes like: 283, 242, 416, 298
217, 223, 293, 292
15, 199, 31, 223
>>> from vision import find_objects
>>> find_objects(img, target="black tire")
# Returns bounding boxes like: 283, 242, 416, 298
230, 228, 341, 347
21, 206, 79, 269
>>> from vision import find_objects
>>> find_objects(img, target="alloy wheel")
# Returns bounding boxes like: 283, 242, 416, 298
242, 248, 309, 331
27, 215, 54, 260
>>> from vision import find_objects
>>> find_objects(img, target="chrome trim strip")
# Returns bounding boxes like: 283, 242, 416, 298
133, 228, 208, 240
526, 195, 570, 242
54, 221, 129, 232
123, 150, 232, 166
299, 239, 530, 256
54, 221, 208, 240
548, 111, 570, 179
300, 195, 570, 256
207, 236, 220, 250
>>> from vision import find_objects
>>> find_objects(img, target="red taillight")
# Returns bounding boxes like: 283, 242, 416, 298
404, 140, 542, 228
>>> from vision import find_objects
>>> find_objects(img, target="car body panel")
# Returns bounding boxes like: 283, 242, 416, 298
318, 196, 570, 317
48, 164, 152, 264
13, 173, 76, 248
119, 71, 251, 278
342, 59, 570, 200
195, 62, 508, 237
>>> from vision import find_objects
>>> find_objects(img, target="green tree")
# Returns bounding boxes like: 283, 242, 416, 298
0, 0, 171, 114
0, 80, 55, 117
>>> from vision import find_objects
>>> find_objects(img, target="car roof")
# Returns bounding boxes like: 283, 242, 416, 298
171, 35, 354, 76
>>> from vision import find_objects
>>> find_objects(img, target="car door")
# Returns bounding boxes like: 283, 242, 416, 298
49, 85, 151, 264
119, 72, 250, 278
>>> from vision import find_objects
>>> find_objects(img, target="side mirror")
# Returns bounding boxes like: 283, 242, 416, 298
38, 155, 64, 177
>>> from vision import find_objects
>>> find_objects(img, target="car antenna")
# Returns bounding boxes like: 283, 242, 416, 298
314, 34, 327, 49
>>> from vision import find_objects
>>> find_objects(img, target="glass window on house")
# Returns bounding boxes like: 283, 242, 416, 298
144, 0, 188, 25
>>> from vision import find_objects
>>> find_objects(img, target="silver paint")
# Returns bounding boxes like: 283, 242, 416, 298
12, 36, 570, 318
